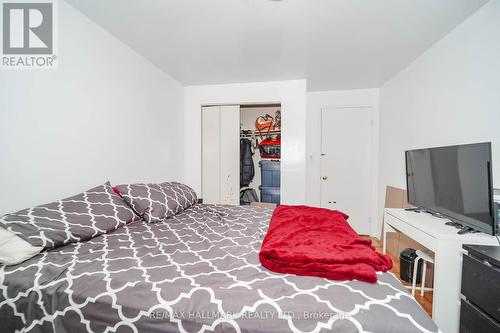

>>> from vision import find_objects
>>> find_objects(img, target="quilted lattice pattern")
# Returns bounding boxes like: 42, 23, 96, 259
0, 182, 139, 248
0, 204, 438, 333
116, 182, 197, 223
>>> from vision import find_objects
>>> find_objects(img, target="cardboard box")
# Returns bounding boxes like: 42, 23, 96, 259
383, 186, 434, 287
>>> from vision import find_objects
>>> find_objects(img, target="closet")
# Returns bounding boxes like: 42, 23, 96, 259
202, 104, 281, 206
239, 104, 281, 206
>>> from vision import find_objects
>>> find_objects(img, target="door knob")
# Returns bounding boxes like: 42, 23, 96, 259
322, 176, 328, 180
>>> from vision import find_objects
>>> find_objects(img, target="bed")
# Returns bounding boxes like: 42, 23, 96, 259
0, 203, 439, 333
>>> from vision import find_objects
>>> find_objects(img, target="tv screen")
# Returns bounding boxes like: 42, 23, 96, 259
405, 142, 496, 235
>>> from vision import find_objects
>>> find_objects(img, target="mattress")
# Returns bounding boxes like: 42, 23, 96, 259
0, 204, 439, 333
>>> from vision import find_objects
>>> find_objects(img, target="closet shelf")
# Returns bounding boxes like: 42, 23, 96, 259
240, 129, 281, 138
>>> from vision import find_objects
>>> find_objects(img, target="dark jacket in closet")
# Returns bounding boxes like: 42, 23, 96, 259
240, 138, 255, 187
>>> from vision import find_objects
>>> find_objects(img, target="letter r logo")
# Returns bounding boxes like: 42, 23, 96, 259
2, 2, 53, 54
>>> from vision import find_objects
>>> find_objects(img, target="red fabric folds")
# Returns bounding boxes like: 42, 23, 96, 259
259, 205, 393, 283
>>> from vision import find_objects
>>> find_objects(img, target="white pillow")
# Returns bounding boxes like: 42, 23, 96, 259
0, 227, 43, 265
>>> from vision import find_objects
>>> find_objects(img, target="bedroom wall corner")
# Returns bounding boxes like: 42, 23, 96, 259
0, 1, 185, 215
377, 0, 500, 237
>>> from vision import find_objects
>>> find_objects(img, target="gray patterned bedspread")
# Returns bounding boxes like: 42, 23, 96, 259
0, 204, 439, 333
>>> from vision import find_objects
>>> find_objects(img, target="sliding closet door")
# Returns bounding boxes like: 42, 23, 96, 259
201, 105, 240, 205
202, 106, 221, 204
219, 105, 240, 205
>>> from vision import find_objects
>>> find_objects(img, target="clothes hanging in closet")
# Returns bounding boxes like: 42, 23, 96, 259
240, 138, 255, 187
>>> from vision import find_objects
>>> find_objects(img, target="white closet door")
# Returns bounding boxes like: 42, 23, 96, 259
202, 106, 221, 204
201, 105, 240, 205
219, 105, 240, 205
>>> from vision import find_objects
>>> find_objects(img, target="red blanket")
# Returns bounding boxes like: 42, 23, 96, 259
259, 205, 393, 283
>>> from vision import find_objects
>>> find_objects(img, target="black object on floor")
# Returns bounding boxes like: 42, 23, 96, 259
400, 248, 422, 284
240, 188, 259, 205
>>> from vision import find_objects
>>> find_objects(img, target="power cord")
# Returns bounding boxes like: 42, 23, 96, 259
496, 234, 500, 246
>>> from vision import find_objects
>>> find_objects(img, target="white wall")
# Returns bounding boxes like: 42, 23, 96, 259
378, 0, 500, 234
184, 80, 307, 204
0, 1, 184, 214
306, 89, 380, 235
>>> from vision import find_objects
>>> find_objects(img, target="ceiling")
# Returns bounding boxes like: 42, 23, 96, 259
65, 0, 487, 91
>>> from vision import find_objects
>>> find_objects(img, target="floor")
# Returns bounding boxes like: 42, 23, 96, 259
369, 237, 433, 316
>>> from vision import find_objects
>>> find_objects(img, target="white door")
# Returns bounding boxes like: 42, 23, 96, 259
201, 105, 240, 205
219, 105, 240, 205
202, 106, 220, 204
320, 107, 373, 235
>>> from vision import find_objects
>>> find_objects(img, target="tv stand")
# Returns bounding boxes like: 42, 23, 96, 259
383, 208, 499, 333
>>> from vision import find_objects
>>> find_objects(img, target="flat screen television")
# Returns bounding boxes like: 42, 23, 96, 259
405, 142, 497, 235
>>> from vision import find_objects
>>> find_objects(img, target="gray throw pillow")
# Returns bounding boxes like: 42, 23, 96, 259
0, 182, 139, 249
115, 182, 197, 223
